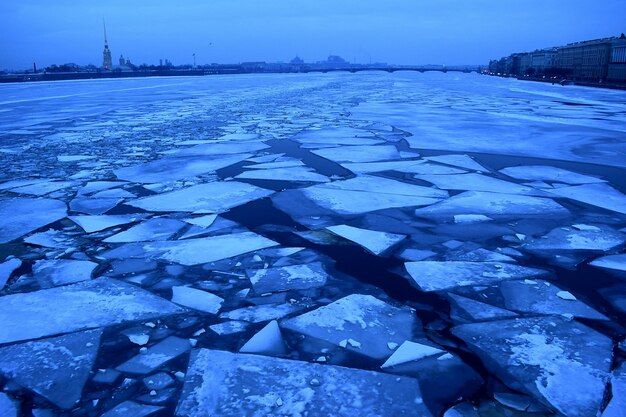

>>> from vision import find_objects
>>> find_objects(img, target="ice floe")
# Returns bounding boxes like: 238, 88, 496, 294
547, 183, 626, 214
312, 145, 401, 163
32, 259, 97, 287
176, 349, 433, 417
282, 294, 415, 359
171, 286, 224, 314
522, 226, 625, 251
424, 154, 486, 171
0, 258, 21, 288
590, 254, 626, 272
452, 316, 612, 417
0, 277, 183, 344
128, 182, 273, 213
0, 329, 101, 409
104, 218, 186, 243
102, 231, 278, 266
381, 341, 444, 368
405, 261, 546, 291
0, 198, 67, 244
236, 166, 330, 182
70, 214, 147, 233
447, 293, 518, 322
101, 400, 163, 417
70, 196, 122, 215
8, 181, 73, 196
116, 336, 191, 375
602, 363, 625, 417
414, 191, 569, 218
500, 165, 605, 185
499, 280, 608, 320
239, 320, 286, 355
415, 173, 534, 194
115, 154, 251, 183
326, 224, 405, 255
247, 262, 329, 293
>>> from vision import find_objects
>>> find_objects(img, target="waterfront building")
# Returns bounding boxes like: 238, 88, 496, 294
608, 34, 626, 82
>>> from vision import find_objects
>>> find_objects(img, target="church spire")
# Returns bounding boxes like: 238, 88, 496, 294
102, 18, 113, 70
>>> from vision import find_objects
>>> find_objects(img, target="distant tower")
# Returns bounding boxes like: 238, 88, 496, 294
119, 54, 125, 66
102, 19, 113, 70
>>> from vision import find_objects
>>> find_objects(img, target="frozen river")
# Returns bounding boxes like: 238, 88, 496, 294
0, 72, 625, 416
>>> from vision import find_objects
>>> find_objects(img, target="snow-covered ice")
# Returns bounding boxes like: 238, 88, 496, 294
547, 183, 626, 214
104, 218, 186, 243
381, 340, 445, 368
500, 165, 606, 185
116, 336, 191, 375
326, 224, 405, 255
282, 294, 416, 359
0, 278, 184, 344
239, 320, 286, 355
176, 349, 433, 417
405, 261, 546, 291
246, 262, 329, 293
70, 214, 147, 233
32, 259, 97, 287
171, 286, 224, 314
0, 198, 67, 244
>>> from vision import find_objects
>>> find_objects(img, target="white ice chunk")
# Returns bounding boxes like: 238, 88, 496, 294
452, 316, 612, 417
0, 198, 67, 244
312, 145, 401, 163
70, 197, 121, 215
70, 214, 147, 233
547, 183, 626, 214
176, 349, 432, 417
209, 321, 249, 335
500, 165, 605, 185
128, 182, 273, 213
104, 218, 186, 243
424, 154, 486, 171
171, 286, 224, 314
239, 320, 286, 355
590, 254, 626, 272
0, 277, 183, 344
33, 259, 97, 287
0, 258, 21, 289
282, 294, 415, 360
405, 261, 546, 292
415, 191, 569, 218
247, 262, 329, 293
102, 401, 163, 417
453, 214, 492, 223
381, 340, 444, 368
236, 167, 329, 182
326, 224, 405, 255
116, 336, 191, 375
183, 214, 217, 228
0, 329, 101, 409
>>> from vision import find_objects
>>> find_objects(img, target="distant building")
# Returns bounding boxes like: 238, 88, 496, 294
489, 33, 626, 83
290, 56, 304, 65
102, 20, 112, 70
119, 55, 125, 66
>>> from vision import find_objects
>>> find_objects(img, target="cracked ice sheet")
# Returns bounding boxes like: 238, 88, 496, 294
128, 181, 273, 213
0, 277, 184, 344
414, 191, 569, 218
103, 218, 186, 243
33, 259, 97, 287
236, 166, 330, 183
0, 197, 67, 244
452, 316, 612, 417
415, 173, 536, 195
0, 329, 101, 409
423, 155, 486, 171
115, 154, 251, 183
326, 224, 405, 255
8, 181, 73, 196
170, 140, 268, 157
282, 294, 416, 360
176, 349, 433, 417
101, 231, 278, 266
404, 261, 546, 292
311, 145, 401, 163
499, 165, 605, 185
547, 183, 626, 215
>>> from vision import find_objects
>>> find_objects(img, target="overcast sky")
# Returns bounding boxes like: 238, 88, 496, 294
1, 0, 625, 69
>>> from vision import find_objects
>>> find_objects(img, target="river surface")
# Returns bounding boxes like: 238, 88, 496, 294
0, 72, 625, 417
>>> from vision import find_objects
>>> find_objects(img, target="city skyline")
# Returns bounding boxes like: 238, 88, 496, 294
1, 0, 626, 70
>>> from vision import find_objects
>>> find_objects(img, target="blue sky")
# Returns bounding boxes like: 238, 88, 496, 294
1, 0, 624, 69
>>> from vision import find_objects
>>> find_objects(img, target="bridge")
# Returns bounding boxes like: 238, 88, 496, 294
298, 66, 480, 74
